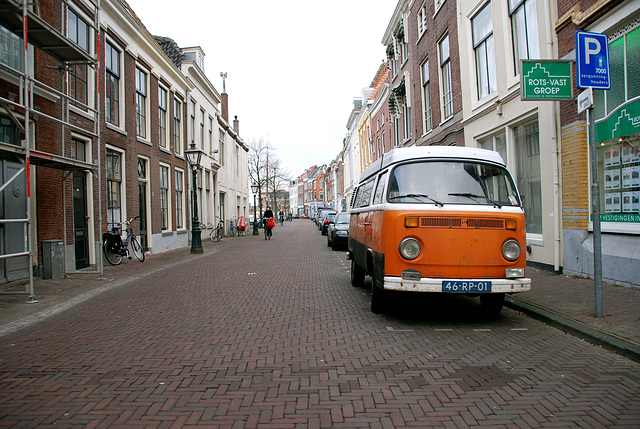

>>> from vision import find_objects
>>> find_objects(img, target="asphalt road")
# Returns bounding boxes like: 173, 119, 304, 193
1, 220, 638, 428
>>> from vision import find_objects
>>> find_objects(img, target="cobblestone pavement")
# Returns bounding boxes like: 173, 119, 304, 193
0, 220, 639, 428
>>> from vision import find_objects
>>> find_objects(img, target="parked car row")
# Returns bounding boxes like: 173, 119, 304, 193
308, 208, 350, 251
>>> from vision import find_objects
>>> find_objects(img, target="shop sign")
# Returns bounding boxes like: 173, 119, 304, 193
521, 60, 573, 100
595, 98, 640, 143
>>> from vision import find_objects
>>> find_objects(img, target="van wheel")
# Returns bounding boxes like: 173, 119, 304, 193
370, 273, 386, 314
480, 293, 505, 316
350, 259, 365, 287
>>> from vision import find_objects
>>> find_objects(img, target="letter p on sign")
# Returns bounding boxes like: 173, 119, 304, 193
584, 37, 601, 64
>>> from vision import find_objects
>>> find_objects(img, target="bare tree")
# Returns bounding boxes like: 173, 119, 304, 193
248, 137, 292, 218
248, 137, 269, 218
266, 156, 291, 213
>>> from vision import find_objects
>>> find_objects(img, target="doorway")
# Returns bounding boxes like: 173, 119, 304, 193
73, 172, 89, 269
138, 158, 148, 251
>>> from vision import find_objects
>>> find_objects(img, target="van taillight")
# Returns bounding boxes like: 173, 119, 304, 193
405, 217, 419, 228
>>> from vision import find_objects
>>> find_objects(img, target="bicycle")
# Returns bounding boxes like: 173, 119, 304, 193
228, 217, 238, 237
103, 216, 145, 265
210, 219, 224, 242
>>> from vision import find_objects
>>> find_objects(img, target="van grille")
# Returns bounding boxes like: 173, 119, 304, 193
466, 218, 504, 229
421, 217, 462, 227
420, 217, 505, 229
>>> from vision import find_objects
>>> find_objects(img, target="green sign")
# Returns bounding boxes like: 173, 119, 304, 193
521, 60, 573, 101
595, 98, 640, 143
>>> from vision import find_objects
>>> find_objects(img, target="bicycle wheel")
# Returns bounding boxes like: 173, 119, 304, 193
228, 226, 237, 237
215, 226, 223, 241
130, 235, 145, 262
103, 238, 123, 265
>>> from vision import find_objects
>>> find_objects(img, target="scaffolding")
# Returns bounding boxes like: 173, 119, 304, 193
0, 0, 102, 300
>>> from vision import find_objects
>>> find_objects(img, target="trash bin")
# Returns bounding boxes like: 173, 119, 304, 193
42, 240, 64, 279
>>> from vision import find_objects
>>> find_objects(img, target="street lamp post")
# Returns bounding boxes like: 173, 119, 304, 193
185, 144, 203, 254
251, 183, 259, 235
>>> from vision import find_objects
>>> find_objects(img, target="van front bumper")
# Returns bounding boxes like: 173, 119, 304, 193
384, 276, 531, 293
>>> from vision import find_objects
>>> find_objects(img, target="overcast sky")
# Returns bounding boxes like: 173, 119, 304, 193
127, 0, 397, 178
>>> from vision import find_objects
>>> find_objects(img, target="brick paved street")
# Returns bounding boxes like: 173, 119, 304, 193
1, 220, 639, 428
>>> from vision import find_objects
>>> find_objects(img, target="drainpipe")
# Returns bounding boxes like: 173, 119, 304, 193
545, 0, 561, 272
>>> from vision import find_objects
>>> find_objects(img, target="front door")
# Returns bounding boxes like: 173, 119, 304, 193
1, 161, 29, 283
73, 172, 89, 269
138, 158, 148, 251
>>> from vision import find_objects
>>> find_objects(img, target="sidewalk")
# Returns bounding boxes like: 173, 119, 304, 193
505, 266, 640, 362
1, 240, 638, 361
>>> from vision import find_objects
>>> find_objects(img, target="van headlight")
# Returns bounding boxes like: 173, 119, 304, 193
399, 238, 421, 260
502, 240, 521, 261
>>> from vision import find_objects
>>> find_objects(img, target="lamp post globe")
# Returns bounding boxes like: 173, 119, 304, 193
185, 144, 203, 254
251, 183, 259, 235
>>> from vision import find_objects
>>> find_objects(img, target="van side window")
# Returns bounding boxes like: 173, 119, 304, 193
372, 172, 388, 205
354, 179, 374, 208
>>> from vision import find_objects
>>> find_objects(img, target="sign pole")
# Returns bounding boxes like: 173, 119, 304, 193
576, 31, 609, 319
587, 107, 603, 318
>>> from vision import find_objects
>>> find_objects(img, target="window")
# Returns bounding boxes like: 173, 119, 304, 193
159, 87, 168, 148
354, 179, 375, 208
421, 59, 432, 132
439, 35, 453, 118
208, 116, 214, 153
509, 0, 539, 75
174, 98, 182, 154
105, 42, 120, 126
70, 138, 86, 162
479, 132, 507, 162
593, 24, 640, 121
472, 2, 497, 99
67, 9, 89, 52
514, 120, 542, 234
387, 160, 520, 207
176, 169, 184, 229
160, 165, 169, 230
0, 116, 19, 145
372, 172, 388, 205
135, 68, 147, 138
190, 100, 196, 143
67, 9, 89, 107
106, 149, 122, 230
200, 109, 205, 147
417, 3, 428, 37
235, 146, 239, 176
403, 96, 411, 140
219, 130, 225, 165
0, 24, 24, 72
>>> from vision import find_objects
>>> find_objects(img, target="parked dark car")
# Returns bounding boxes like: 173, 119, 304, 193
327, 212, 350, 250
320, 212, 337, 235
314, 207, 334, 226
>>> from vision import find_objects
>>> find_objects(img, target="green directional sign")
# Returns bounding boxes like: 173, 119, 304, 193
521, 60, 573, 101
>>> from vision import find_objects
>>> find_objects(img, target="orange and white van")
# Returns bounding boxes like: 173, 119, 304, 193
348, 146, 531, 314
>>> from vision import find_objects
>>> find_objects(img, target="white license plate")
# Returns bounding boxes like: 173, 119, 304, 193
442, 281, 492, 292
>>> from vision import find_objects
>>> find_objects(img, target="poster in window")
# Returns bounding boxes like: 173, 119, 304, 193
621, 142, 640, 164
605, 169, 620, 190
605, 192, 621, 213
622, 191, 640, 213
605, 147, 620, 167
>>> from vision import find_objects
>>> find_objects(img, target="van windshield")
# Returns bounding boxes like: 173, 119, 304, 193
387, 160, 521, 207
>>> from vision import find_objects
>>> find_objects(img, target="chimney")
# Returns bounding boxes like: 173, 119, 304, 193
233, 115, 239, 135
221, 93, 229, 123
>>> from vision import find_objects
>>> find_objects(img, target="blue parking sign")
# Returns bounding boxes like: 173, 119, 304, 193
575, 31, 610, 89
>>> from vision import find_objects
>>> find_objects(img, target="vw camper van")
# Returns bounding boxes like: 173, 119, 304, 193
348, 146, 531, 314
